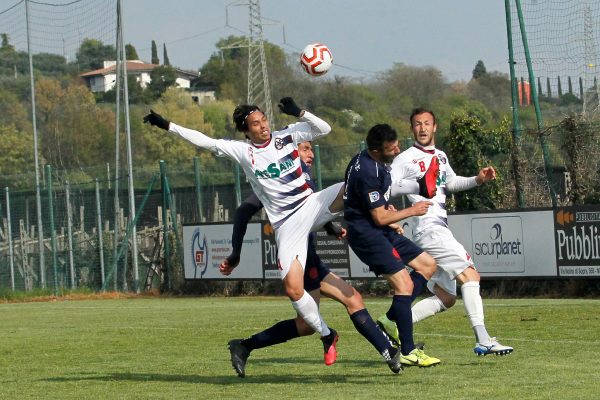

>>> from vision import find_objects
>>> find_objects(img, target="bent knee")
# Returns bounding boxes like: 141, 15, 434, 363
411, 253, 436, 279
441, 296, 456, 309
346, 289, 365, 311
286, 287, 305, 301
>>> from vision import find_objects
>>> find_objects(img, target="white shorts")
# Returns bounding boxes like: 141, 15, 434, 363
275, 182, 343, 279
412, 224, 474, 296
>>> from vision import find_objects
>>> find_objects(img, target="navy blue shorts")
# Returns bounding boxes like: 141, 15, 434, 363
304, 233, 331, 291
348, 226, 423, 276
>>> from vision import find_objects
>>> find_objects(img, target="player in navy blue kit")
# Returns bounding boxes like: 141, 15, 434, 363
224, 142, 404, 376
343, 123, 441, 368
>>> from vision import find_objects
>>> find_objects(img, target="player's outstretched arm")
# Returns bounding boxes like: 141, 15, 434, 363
143, 109, 219, 152
369, 201, 432, 226
446, 166, 495, 193
220, 195, 263, 276
278, 97, 331, 141
391, 179, 420, 197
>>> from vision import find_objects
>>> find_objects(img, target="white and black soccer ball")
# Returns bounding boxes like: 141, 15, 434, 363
300, 43, 333, 76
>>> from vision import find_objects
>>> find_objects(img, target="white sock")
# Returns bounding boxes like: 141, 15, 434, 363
292, 290, 324, 335
461, 281, 491, 343
320, 319, 331, 337
411, 296, 446, 323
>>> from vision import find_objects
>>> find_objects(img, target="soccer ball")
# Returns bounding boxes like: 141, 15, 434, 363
300, 43, 333, 76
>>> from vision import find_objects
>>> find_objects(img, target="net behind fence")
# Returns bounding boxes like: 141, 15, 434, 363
510, 0, 600, 115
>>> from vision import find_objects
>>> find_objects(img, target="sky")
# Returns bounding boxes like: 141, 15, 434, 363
119, 0, 510, 82
0, 0, 510, 82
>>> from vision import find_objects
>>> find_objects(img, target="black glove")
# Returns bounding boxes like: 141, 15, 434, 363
143, 109, 170, 130
278, 97, 302, 117
324, 221, 344, 237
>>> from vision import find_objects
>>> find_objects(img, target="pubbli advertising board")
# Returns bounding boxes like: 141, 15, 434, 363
554, 206, 600, 277
184, 207, 600, 280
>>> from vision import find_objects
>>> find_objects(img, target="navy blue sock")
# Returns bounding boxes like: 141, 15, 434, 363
241, 319, 299, 351
410, 271, 428, 302
350, 309, 392, 354
387, 295, 415, 355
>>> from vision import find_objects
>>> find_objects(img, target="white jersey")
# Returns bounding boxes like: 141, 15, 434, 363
391, 144, 456, 234
168, 112, 330, 228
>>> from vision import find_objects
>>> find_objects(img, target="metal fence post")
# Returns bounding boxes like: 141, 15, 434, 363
45, 165, 58, 294
65, 182, 75, 289
193, 157, 204, 222
160, 160, 171, 290
5, 187, 15, 291
234, 162, 242, 207
95, 178, 105, 289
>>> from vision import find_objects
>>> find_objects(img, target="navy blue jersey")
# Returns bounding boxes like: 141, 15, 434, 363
343, 150, 392, 230
343, 150, 423, 276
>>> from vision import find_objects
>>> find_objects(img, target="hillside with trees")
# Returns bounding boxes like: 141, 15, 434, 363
1, 35, 598, 209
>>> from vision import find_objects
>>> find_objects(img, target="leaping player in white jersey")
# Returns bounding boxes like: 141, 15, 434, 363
144, 97, 345, 349
378, 107, 513, 357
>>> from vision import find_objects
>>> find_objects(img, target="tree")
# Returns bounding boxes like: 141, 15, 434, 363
196, 35, 296, 104
557, 76, 563, 97
102, 74, 147, 104
34, 78, 114, 170
567, 76, 573, 95
467, 71, 511, 116
75, 39, 117, 71
444, 112, 507, 211
376, 63, 447, 116
1, 33, 15, 52
0, 89, 31, 132
125, 44, 139, 60
472, 60, 487, 80
0, 124, 37, 189
151, 40, 159, 64
560, 115, 599, 204
135, 87, 217, 168
163, 43, 170, 66
146, 65, 177, 100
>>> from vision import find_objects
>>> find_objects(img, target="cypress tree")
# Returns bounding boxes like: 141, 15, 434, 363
163, 43, 170, 66
151, 40, 159, 64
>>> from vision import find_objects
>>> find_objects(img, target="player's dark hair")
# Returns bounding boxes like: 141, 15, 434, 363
410, 107, 436, 126
233, 105, 262, 132
366, 124, 397, 151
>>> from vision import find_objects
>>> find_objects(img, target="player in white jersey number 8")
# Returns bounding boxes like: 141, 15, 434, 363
381, 107, 513, 357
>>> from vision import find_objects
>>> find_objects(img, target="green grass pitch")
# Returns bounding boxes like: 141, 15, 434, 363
1, 296, 599, 399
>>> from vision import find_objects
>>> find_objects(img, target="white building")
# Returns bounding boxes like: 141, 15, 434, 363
80, 60, 200, 93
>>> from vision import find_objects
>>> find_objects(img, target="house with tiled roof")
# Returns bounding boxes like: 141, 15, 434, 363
79, 60, 199, 93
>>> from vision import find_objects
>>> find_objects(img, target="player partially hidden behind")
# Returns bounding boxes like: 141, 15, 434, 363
223, 141, 405, 376
380, 107, 513, 356
343, 123, 441, 368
